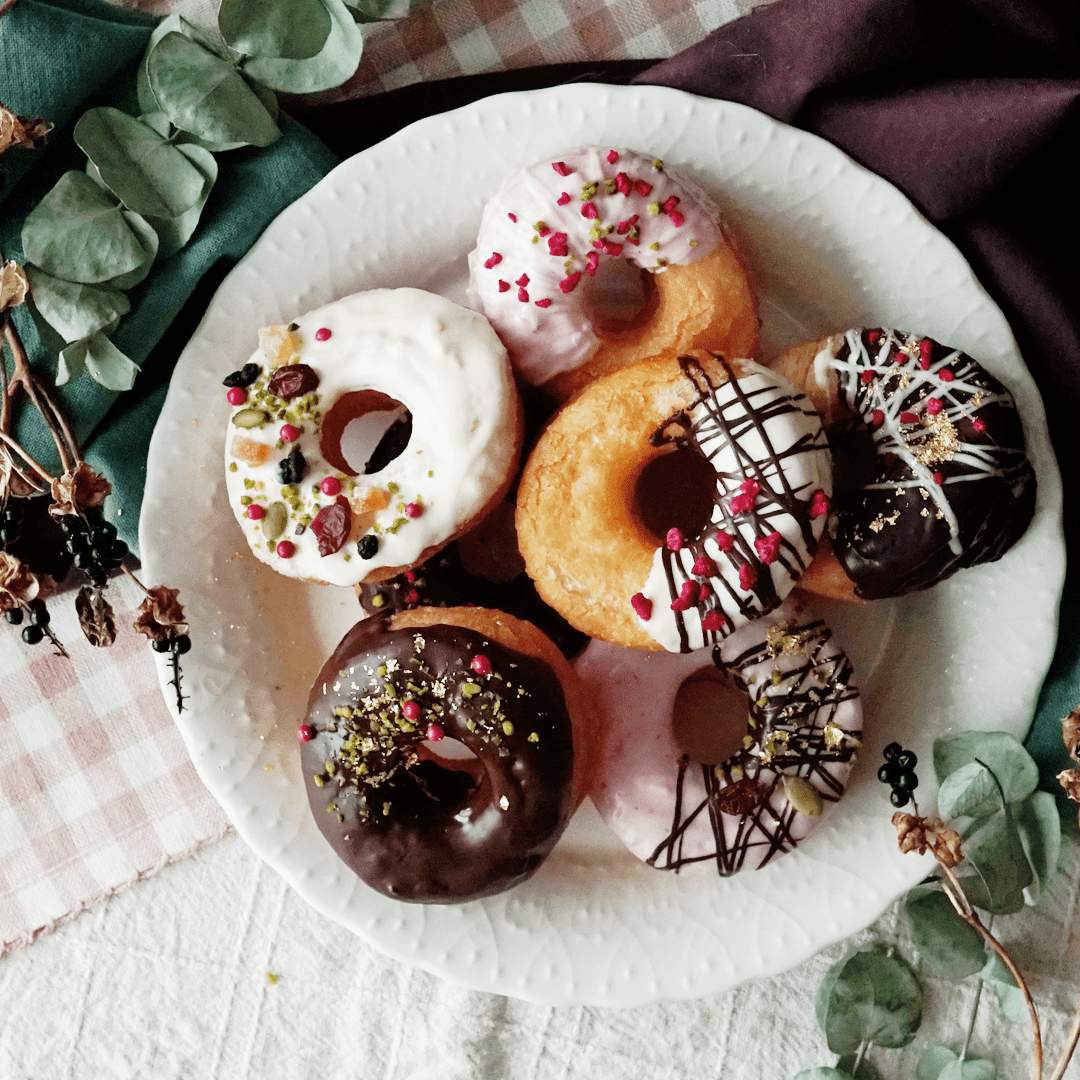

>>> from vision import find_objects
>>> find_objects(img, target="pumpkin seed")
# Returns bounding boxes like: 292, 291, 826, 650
782, 774, 823, 817
261, 501, 288, 541
232, 407, 268, 429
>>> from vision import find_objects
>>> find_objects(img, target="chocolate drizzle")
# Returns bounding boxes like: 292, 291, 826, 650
642, 355, 830, 652
647, 614, 860, 875
301, 615, 576, 903
829, 328, 1036, 598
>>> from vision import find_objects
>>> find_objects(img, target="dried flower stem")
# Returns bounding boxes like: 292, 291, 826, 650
0, 428, 54, 484
0, 0, 21, 18
938, 862, 1043, 1080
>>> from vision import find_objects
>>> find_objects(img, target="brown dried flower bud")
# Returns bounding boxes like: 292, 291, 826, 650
1058, 768, 1080, 804
0, 260, 29, 312
48, 463, 112, 519
0, 551, 54, 612
1062, 705, 1080, 766
0, 104, 52, 155
892, 811, 963, 869
133, 585, 188, 643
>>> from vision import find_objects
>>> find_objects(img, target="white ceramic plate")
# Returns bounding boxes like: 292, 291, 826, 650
140, 84, 1064, 1007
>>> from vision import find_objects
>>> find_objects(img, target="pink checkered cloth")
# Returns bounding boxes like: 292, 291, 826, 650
1, 0, 753, 956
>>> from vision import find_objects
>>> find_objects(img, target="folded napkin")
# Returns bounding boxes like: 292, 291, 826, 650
287, 0, 1080, 784
0, 0, 339, 554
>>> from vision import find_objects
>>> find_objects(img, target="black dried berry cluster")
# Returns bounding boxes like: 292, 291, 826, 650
878, 742, 918, 807
0, 501, 24, 550
60, 512, 129, 588
4, 597, 50, 645
151, 631, 191, 656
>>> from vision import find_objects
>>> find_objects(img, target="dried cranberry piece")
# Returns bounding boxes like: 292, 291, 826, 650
311, 502, 350, 557
267, 363, 319, 400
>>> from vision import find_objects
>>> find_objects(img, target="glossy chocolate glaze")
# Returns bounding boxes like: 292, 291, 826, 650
302, 615, 576, 903
828, 329, 1036, 598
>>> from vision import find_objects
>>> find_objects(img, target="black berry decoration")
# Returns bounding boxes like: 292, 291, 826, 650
879, 743, 919, 808
277, 448, 306, 485
357, 534, 379, 560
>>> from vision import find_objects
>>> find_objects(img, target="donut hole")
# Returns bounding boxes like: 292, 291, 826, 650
584, 258, 658, 336
416, 736, 484, 783
671, 667, 749, 765
319, 390, 412, 477
633, 445, 716, 545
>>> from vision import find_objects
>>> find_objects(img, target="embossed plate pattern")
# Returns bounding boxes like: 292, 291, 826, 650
140, 85, 1064, 1006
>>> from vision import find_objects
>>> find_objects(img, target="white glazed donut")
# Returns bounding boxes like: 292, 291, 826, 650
466, 146, 759, 397
579, 597, 862, 876
224, 288, 521, 586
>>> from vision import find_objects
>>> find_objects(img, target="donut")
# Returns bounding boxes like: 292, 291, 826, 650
299, 606, 597, 903
224, 288, 522, 587
579, 597, 862, 876
467, 147, 760, 401
771, 327, 1037, 599
515, 351, 832, 653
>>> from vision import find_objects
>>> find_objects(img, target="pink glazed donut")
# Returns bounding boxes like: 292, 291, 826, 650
578, 597, 862, 876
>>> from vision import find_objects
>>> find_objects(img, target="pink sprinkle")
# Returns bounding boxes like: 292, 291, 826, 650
602, 240, 624, 257
920, 357, 931, 371
507, 212, 517, 222
226, 386, 247, 406
405, 589, 420, 603
517, 287, 529, 302
665, 527, 683, 551
617, 214, 639, 234
634, 179, 652, 197
919, 338, 933, 365
867, 329, 881, 343
741, 478, 761, 496
860, 370, 874, 385
246, 504, 265, 520
315, 327, 331, 342
939, 369, 955, 382
405, 502, 423, 518
926, 397, 943, 415
585, 251, 600, 276
321, 476, 341, 496
536, 225, 551, 237
560, 272, 582, 294
810, 490, 830, 519
630, 593, 653, 621
557, 191, 571, 206
484, 252, 502, 269
404, 570, 416, 582
871, 409, 885, 426
425, 723, 445, 742
516, 273, 530, 287
900, 411, 919, 425
738, 564, 758, 591
670, 580, 699, 612
615, 172, 631, 195
701, 611, 724, 633
581, 202, 598, 220
535, 298, 552, 308
607, 150, 619, 164
280, 423, 300, 442
401, 700, 420, 721
296, 724, 314, 742
754, 531, 782, 565
729, 491, 755, 515
548, 232, 569, 256
973, 418, 986, 432
715, 530, 735, 552
698, 583, 712, 600
669, 210, 685, 227
662, 196, 679, 214
692, 555, 717, 576
276, 540, 295, 559
934, 471, 944, 484
552, 161, 571, 176
471, 654, 492, 675
498, 279, 510, 292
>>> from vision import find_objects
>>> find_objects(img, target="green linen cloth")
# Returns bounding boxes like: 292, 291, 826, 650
0, 0, 339, 552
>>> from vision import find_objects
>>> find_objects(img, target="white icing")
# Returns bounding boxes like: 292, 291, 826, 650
636, 364, 831, 652
579, 597, 863, 877
466, 147, 724, 385
224, 289, 518, 587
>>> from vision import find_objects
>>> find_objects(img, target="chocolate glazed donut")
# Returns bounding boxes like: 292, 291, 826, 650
301, 612, 577, 903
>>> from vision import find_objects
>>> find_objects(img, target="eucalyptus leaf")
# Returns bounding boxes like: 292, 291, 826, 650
917, 1046, 997, 1080
57, 338, 89, 385
147, 32, 280, 148
344, 0, 418, 20
107, 211, 158, 290
25, 266, 130, 343
981, 953, 1027, 1025
815, 950, 923, 1055
22, 172, 149, 285
937, 760, 1004, 821
794, 1070, 853, 1080
219, 0, 331, 61
84, 331, 140, 391
140, 111, 174, 139
836, 1053, 883, 1080
1013, 790, 1061, 905
140, 142, 218, 259
240, 0, 362, 93
74, 107, 207, 219
137, 15, 233, 115
904, 887, 986, 981
933, 732, 1039, 805
957, 807, 1033, 914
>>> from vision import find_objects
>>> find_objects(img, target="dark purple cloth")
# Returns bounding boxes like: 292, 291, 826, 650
286, 0, 1080, 780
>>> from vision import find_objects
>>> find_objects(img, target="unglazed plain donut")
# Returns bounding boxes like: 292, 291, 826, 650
224, 288, 521, 586
579, 597, 862, 876
771, 327, 1037, 599
299, 606, 597, 903
467, 147, 760, 401
516, 351, 832, 652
